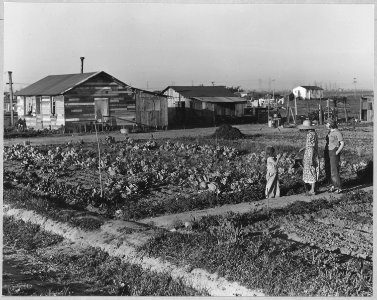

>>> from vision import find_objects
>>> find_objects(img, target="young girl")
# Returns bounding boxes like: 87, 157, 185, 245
265, 146, 281, 198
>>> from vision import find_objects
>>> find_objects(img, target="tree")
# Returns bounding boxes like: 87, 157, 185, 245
226, 86, 244, 93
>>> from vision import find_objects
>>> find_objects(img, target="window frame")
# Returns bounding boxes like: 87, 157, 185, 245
51, 97, 56, 116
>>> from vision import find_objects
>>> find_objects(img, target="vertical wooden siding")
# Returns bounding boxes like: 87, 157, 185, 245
135, 93, 168, 128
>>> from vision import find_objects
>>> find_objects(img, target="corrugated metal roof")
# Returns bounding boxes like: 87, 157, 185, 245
162, 86, 238, 98
192, 97, 247, 103
15, 72, 101, 96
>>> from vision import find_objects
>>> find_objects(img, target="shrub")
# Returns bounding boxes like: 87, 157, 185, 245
212, 124, 244, 140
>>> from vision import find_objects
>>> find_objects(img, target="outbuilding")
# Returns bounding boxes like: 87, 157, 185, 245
160, 86, 248, 127
360, 96, 373, 122
292, 86, 324, 100
15, 71, 141, 131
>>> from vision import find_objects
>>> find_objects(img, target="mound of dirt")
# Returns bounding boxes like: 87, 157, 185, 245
212, 124, 244, 140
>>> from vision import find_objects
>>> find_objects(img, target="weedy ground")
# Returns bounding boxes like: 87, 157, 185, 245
2, 216, 208, 296
138, 190, 373, 296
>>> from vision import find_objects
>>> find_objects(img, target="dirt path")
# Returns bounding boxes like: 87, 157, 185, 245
138, 185, 373, 229
3, 124, 298, 146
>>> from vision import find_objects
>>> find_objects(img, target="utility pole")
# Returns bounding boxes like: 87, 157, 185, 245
354, 77, 360, 121
8, 71, 15, 126
340, 88, 348, 123
319, 92, 323, 125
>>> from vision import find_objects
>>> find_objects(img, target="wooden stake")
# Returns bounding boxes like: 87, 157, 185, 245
8, 71, 15, 126
95, 123, 103, 198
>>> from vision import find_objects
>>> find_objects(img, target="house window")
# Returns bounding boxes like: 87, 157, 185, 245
51, 97, 56, 116
36, 97, 41, 114
28, 102, 33, 115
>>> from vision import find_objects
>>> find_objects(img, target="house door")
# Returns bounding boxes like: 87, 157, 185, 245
176, 101, 185, 126
94, 98, 109, 122
361, 109, 367, 121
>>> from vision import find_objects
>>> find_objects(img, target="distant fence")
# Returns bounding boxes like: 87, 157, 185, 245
4, 112, 18, 128
63, 116, 157, 134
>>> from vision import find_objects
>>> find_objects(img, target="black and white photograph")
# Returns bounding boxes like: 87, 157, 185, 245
1, 0, 374, 296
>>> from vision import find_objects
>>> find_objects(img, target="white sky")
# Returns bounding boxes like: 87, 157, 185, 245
2, 2, 374, 92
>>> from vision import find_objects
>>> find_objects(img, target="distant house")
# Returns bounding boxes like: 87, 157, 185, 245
3, 92, 17, 127
234, 91, 248, 98
14, 71, 152, 131
292, 86, 324, 100
4, 92, 16, 112
159, 86, 248, 127
360, 96, 373, 122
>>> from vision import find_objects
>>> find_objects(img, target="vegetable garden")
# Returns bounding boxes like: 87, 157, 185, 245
3, 129, 372, 220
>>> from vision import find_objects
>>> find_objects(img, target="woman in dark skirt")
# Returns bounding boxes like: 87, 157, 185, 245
324, 119, 344, 193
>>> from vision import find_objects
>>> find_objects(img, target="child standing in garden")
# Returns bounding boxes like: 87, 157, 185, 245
265, 146, 281, 198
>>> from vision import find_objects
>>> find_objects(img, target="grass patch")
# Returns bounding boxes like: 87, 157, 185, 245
125, 186, 265, 220
3, 217, 208, 296
139, 190, 372, 296
3, 215, 63, 250
3, 187, 104, 231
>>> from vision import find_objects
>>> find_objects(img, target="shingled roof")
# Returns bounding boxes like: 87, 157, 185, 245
15, 71, 130, 96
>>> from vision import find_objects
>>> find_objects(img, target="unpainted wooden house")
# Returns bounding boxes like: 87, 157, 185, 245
15, 71, 142, 131
156, 86, 248, 127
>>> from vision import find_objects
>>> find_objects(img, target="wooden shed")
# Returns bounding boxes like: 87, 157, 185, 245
159, 86, 248, 127
15, 71, 141, 131
360, 96, 373, 122
135, 91, 168, 129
